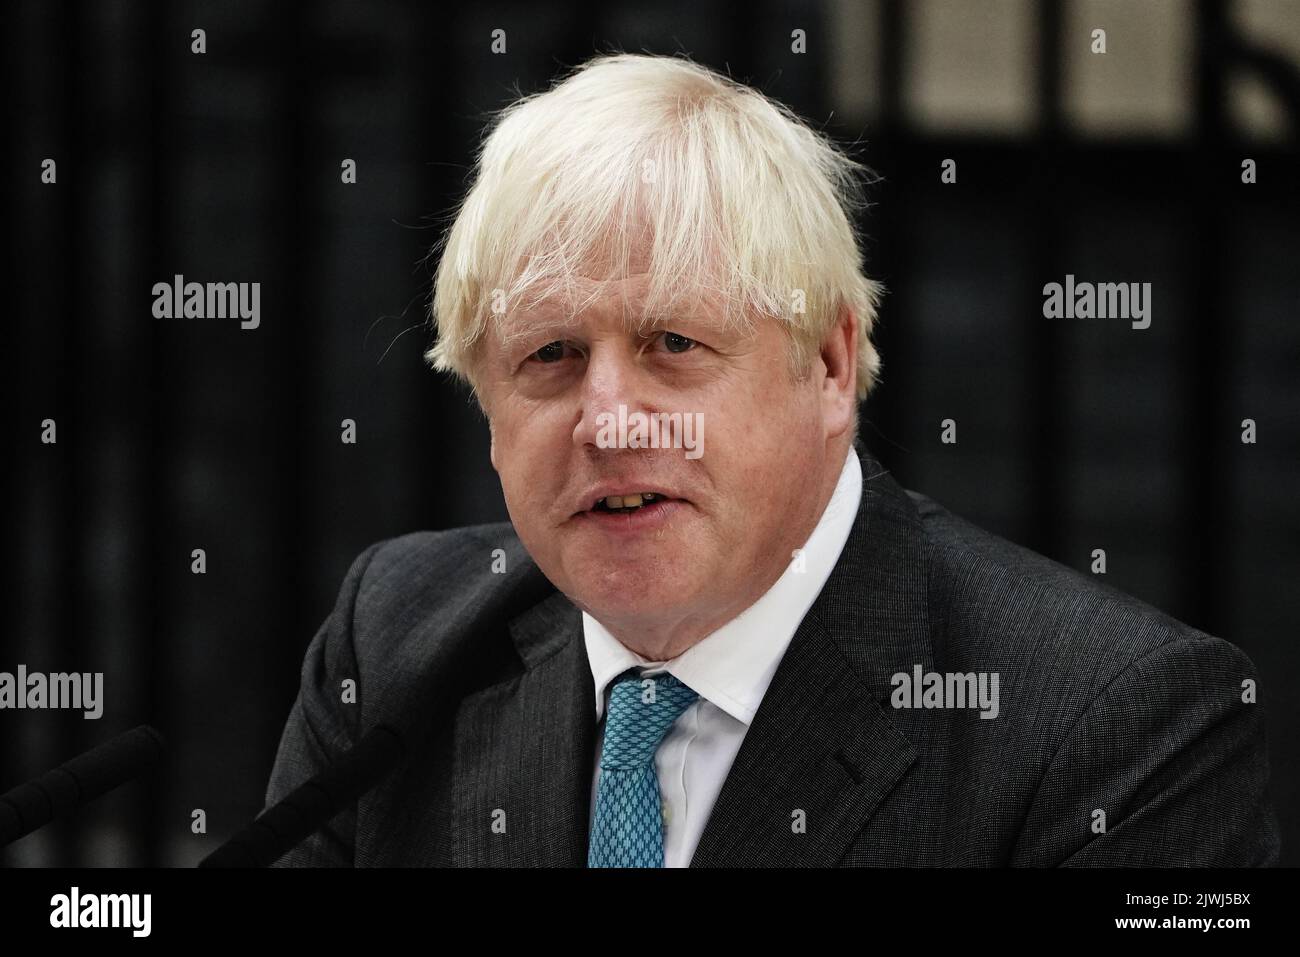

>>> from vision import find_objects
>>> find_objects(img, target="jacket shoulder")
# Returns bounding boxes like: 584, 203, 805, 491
338, 523, 555, 718
359, 522, 532, 598
905, 489, 1257, 694
901, 489, 1276, 867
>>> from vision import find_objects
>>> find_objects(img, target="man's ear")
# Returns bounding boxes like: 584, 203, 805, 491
488, 419, 498, 471
820, 304, 857, 438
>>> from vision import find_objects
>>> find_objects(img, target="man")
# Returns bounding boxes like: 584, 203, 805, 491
265, 53, 1280, 866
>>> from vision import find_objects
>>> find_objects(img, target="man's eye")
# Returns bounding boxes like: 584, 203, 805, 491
530, 340, 570, 363
660, 332, 696, 354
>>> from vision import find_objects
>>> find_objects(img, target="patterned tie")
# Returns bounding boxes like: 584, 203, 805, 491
588, 669, 699, 868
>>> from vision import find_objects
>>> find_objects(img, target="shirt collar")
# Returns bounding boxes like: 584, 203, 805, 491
583, 444, 863, 726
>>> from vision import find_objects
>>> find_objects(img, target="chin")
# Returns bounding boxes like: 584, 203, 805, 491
570, 573, 698, 623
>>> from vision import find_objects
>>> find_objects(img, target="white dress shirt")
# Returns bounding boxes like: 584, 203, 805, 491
583, 445, 863, 866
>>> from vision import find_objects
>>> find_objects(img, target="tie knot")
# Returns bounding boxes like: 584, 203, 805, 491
600, 671, 699, 769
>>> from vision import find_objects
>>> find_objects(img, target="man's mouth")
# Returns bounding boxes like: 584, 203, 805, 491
590, 492, 667, 514
570, 484, 690, 531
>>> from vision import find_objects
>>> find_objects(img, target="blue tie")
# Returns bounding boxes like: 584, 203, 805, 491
588, 670, 699, 868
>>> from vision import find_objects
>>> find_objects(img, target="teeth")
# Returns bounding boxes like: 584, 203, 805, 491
598, 492, 661, 510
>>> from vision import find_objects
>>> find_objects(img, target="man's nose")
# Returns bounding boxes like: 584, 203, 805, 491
571, 346, 654, 449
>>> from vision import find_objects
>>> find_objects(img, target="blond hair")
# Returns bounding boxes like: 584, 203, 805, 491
426, 53, 883, 402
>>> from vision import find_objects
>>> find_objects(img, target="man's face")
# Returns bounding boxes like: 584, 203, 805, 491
477, 262, 854, 647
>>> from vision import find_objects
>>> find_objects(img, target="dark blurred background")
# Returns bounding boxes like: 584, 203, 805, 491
4, 0, 1297, 866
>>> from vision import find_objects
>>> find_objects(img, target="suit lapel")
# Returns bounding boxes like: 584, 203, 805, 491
445, 442, 932, 868
692, 443, 932, 866
449, 591, 595, 866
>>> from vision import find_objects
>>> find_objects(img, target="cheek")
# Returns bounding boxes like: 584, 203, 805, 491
709, 389, 811, 464
494, 431, 566, 529
502, 479, 550, 543
491, 410, 541, 467
488, 426, 524, 497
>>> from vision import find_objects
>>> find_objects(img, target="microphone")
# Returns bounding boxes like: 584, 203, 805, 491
199, 723, 404, 868
0, 724, 167, 846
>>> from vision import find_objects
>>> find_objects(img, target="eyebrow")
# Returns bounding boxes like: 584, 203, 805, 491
495, 309, 581, 346
496, 302, 691, 339
504, 316, 720, 359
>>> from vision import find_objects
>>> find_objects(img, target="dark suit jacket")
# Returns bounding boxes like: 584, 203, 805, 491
264, 441, 1281, 866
